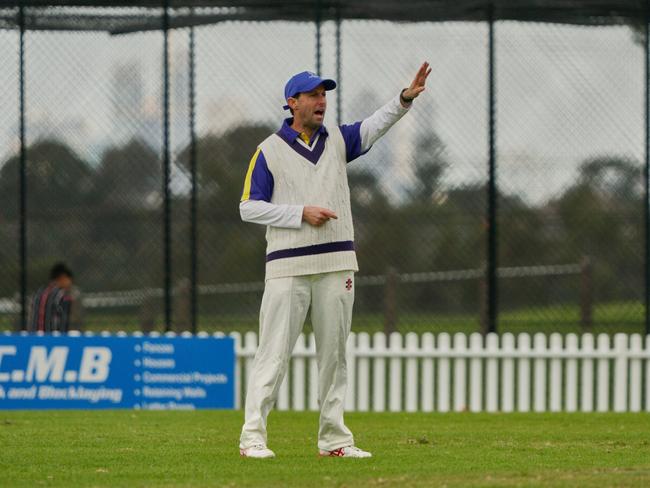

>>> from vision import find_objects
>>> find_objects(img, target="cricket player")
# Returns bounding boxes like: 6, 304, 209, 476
239, 62, 431, 458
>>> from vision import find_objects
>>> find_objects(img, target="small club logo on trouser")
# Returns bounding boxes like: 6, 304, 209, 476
345, 278, 352, 291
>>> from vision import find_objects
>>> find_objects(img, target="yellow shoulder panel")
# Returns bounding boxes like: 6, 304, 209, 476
241, 147, 261, 202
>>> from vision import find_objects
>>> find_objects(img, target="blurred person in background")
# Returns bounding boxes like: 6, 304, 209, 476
27, 262, 79, 333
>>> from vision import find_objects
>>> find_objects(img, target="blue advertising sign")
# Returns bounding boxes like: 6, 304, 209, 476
0, 334, 234, 410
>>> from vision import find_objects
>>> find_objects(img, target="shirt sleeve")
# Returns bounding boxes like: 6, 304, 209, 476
239, 199, 303, 229
241, 148, 274, 202
339, 94, 411, 163
338, 121, 367, 163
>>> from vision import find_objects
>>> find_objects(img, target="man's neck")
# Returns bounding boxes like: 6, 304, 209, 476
290, 119, 317, 139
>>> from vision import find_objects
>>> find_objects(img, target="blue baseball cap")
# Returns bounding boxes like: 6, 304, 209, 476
283, 71, 336, 110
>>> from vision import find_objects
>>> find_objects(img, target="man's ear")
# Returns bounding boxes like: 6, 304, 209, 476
287, 97, 298, 111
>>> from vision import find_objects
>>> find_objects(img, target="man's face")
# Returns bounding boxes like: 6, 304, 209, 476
288, 84, 327, 130
55, 274, 73, 291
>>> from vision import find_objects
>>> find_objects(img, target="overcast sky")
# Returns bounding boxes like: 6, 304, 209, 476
0, 20, 644, 204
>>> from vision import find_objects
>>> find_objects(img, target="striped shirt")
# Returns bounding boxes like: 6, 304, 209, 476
28, 284, 72, 333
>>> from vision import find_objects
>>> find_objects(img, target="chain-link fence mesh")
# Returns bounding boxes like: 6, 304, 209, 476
340, 21, 488, 334
168, 25, 193, 333
194, 21, 316, 332
3, 7, 166, 332
0, 8, 19, 330
496, 22, 644, 334
0, 6, 647, 335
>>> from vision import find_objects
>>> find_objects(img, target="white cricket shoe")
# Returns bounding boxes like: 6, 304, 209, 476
240, 444, 275, 458
319, 446, 372, 458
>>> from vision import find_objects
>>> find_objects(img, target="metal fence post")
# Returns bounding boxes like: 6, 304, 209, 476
645, 0, 650, 336
189, 18, 198, 334
162, 0, 172, 332
315, 0, 322, 76
384, 267, 399, 335
140, 290, 156, 333
18, 5, 27, 331
580, 256, 593, 330
335, 6, 342, 125
479, 264, 489, 335
175, 278, 191, 332
486, 5, 498, 334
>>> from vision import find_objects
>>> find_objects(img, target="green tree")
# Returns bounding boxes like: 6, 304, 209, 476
0, 139, 94, 217
175, 125, 273, 287
0, 139, 97, 296
551, 156, 643, 303
94, 138, 161, 209
69, 138, 165, 291
407, 133, 448, 204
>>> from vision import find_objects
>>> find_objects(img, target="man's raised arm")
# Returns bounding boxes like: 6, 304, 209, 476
340, 62, 431, 161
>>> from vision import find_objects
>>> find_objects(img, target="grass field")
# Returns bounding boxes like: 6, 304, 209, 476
2, 411, 650, 487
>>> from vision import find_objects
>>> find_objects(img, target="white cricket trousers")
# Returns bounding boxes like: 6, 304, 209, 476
239, 270, 355, 451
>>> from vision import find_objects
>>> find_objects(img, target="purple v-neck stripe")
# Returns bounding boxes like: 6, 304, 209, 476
275, 130, 328, 165
266, 240, 355, 262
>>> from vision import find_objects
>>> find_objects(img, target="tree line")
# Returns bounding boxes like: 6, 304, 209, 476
0, 125, 643, 320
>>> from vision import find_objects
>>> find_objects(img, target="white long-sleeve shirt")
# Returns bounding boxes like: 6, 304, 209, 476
240, 93, 411, 228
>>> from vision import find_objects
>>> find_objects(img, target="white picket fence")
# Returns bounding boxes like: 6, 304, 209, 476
230, 331, 650, 413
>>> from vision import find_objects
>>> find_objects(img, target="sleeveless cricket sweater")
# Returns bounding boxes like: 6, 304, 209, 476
259, 127, 358, 279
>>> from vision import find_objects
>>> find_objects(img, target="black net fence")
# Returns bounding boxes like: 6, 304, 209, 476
0, 10, 19, 331
0, 4, 648, 335
496, 22, 645, 334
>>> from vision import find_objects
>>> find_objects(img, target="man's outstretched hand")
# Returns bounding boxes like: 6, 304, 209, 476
303, 206, 338, 226
402, 61, 431, 103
